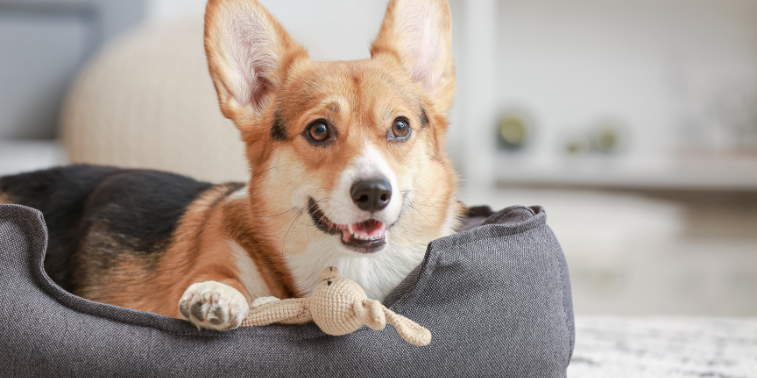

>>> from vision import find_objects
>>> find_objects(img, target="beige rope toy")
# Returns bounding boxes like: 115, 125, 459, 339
242, 267, 432, 346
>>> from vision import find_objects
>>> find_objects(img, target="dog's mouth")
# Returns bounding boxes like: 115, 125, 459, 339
308, 198, 387, 253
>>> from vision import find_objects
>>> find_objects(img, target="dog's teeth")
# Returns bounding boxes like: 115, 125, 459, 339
348, 224, 354, 235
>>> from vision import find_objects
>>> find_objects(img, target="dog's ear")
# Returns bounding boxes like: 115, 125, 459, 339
205, 0, 308, 122
371, 0, 455, 113
355, 299, 386, 331
383, 306, 432, 346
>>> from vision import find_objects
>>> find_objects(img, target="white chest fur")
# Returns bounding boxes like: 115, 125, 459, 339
227, 240, 272, 299
283, 237, 427, 301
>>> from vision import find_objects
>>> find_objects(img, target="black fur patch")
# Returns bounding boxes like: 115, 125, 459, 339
191, 300, 205, 320
0, 164, 215, 292
179, 299, 191, 319
81, 168, 213, 254
210, 307, 225, 324
271, 110, 288, 141
420, 107, 430, 128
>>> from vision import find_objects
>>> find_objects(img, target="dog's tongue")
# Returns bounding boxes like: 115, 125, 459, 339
341, 219, 385, 242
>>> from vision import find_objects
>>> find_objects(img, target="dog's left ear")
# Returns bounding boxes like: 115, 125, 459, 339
371, 0, 455, 113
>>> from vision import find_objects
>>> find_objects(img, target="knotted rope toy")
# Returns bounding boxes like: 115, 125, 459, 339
242, 267, 432, 346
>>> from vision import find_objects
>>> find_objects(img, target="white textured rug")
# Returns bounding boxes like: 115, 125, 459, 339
568, 317, 757, 378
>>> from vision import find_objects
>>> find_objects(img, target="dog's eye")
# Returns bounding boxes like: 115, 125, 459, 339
307, 120, 330, 142
391, 118, 411, 140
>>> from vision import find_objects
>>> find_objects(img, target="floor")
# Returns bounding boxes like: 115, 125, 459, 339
568, 316, 757, 377
462, 186, 757, 316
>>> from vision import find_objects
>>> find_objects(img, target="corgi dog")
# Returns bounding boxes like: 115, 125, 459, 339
0, 0, 461, 331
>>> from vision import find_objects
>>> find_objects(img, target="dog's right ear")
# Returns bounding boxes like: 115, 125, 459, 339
204, 0, 307, 123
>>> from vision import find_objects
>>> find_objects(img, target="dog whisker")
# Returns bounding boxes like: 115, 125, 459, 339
425, 152, 444, 164
308, 197, 338, 234
401, 189, 435, 208
252, 165, 278, 178
281, 208, 305, 253
256, 207, 298, 218
402, 195, 432, 226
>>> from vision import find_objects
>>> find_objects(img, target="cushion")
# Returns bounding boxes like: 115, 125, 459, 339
0, 203, 574, 377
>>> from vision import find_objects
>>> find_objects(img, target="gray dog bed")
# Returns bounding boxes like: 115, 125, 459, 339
0, 204, 573, 377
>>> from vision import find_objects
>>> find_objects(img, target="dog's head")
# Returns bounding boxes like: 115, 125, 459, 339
204, 0, 461, 287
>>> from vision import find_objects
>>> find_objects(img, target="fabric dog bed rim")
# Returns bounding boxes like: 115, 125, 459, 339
3, 203, 547, 338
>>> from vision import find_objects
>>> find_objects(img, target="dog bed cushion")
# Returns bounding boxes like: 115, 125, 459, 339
0, 204, 573, 377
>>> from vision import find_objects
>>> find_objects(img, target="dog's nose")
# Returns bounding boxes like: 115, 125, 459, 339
350, 178, 392, 212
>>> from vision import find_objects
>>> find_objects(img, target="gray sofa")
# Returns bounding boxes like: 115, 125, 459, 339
0, 204, 573, 377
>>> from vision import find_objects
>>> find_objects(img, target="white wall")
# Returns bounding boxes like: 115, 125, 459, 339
146, 0, 388, 61
495, 0, 757, 160
146, 0, 207, 24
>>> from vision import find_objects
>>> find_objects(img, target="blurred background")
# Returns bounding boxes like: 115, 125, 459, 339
1, 0, 756, 317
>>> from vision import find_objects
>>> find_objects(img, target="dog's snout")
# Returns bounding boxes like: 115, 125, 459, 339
350, 178, 392, 212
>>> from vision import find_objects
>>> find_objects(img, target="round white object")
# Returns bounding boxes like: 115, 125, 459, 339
61, 19, 249, 183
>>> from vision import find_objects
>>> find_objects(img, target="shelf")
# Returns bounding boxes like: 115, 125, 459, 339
495, 155, 757, 191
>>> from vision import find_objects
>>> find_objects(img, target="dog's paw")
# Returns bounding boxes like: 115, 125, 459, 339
251, 296, 281, 308
179, 281, 249, 331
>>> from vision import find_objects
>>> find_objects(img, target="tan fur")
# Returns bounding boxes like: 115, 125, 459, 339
222, 199, 301, 299
79, 0, 462, 326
